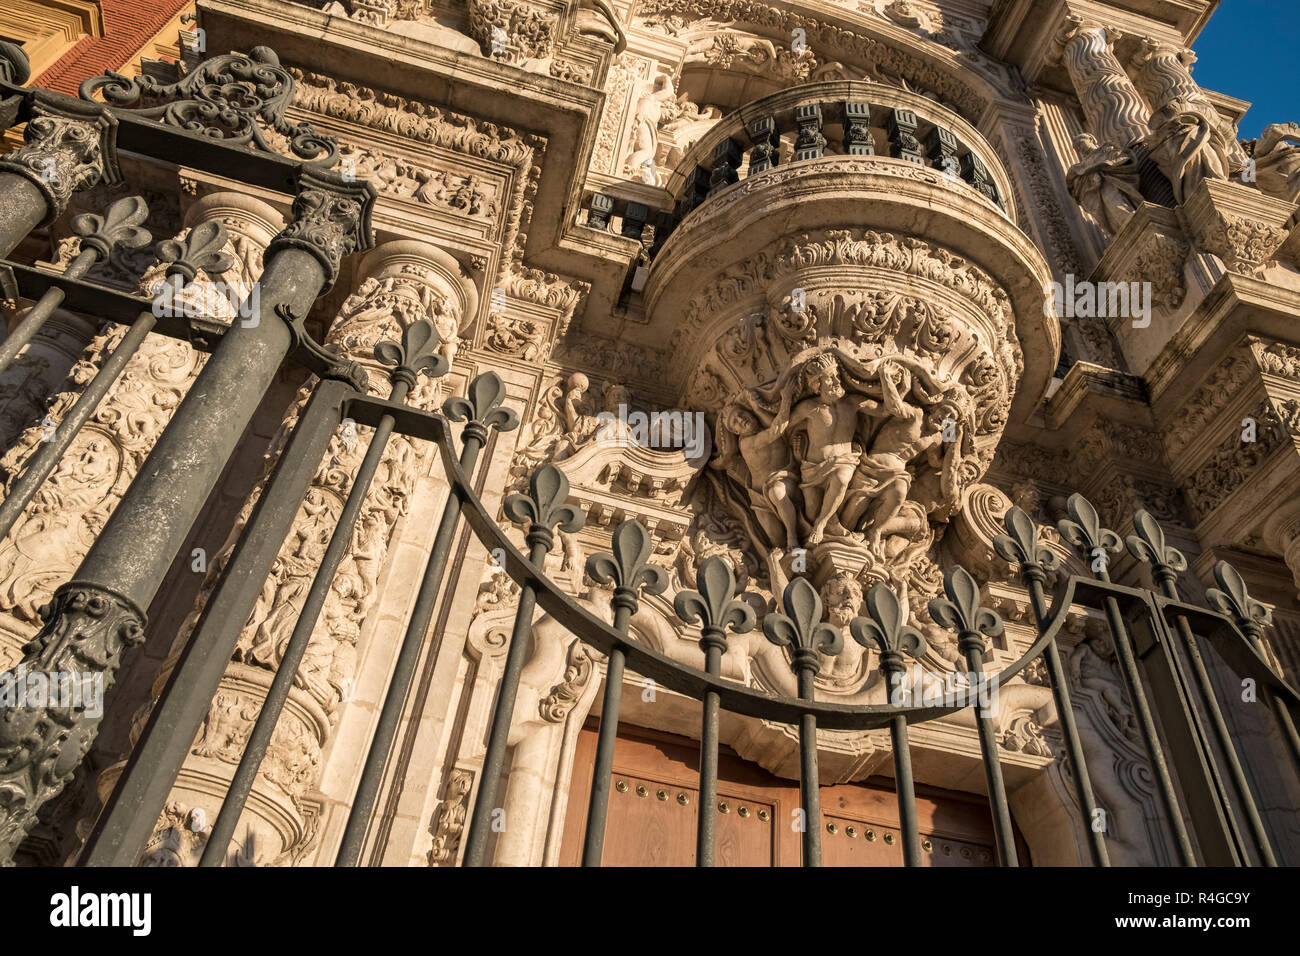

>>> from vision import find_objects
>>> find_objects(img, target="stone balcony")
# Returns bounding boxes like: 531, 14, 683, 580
639, 80, 1057, 430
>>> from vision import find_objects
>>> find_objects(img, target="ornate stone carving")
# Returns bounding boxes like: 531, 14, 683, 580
427, 769, 473, 864
538, 639, 595, 721
1250, 123, 1300, 204
1144, 100, 1231, 205
1067, 134, 1144, 237
268, 174, 375, 289
1184, 397, 1300, 520
467, 0, 557, 67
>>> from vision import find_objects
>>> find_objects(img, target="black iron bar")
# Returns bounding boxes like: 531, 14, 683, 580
0, 310, 155, 542
1156, 576, 1276, 866
959, 631, 1018, 866
696, 638, 723, 867
1234, 619, 1300, 775
461, 532, 553, 867
80, 380, 350, 865
889, 712, 921, 866
581, 597, 633, 867
1094, 579, 1196, 864
1023, 573, 1110, 866
335, 427, 487, 866
796, 668, 823, 867
0, 249, 96, 375
202, 376, 411, 867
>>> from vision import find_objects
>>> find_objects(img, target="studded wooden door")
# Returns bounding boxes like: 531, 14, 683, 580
560, 722, 1026, 866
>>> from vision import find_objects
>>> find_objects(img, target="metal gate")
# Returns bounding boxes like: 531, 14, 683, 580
0, 40, 1296, 867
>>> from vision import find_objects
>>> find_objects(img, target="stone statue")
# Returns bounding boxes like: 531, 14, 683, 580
624, 73, 675, 179
1251, 122, 1300, 204
1067, 133, 1145, 236
787, 353, 872, 544
714, 402, 800, 553
1144, 98, 1229, 204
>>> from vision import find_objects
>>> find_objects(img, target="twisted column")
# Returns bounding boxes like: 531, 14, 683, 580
1057, 19, 1151, 147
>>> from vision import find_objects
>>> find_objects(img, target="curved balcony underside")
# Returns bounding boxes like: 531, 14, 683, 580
644, 154, 1058, 425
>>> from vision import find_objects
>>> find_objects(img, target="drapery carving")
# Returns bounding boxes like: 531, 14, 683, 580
1067, 133, 1144, 237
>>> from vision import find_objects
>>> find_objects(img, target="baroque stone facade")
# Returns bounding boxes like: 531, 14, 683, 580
1, 0, 1299, 869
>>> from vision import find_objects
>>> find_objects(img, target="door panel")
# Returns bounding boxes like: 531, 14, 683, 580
561, 722, 1024, 867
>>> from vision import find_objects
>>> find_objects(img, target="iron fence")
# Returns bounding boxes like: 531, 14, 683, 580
0, 41, 1296, 868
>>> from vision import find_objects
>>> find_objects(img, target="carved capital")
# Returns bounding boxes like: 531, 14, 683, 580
1179, 179, 1294, 277
0, 95, 119, 225
267, 172, 376, 289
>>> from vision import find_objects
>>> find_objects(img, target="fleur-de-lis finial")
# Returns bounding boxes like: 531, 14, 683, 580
1056, 493, 1122, 574
993, 506, 1060, 579
442, 371, 520, 442
764, 577, 843, 677
674, 555, 755, 653
374, 317, 449, 390
1206, 561, 1273, 635
850, 582, 927, 675
1125, 510, 1187, 582
503, 464, 585, 548
586, 519, 669, 614
928, 566, 1003, 651
71, 195, 152, 260
156, 219, 235, 282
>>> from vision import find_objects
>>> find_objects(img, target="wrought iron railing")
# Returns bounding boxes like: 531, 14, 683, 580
0, 41, 1297, 868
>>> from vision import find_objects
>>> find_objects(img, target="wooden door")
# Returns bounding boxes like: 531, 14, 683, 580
559, 722, 1026, 867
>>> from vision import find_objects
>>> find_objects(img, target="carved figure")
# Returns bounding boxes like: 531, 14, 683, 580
1251, 122, 1300, 204
1067, 133, 1145, 235
1144, 98, 1229, 204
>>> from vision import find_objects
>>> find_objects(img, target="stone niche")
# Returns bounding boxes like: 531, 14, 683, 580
642, 153, 1057, 618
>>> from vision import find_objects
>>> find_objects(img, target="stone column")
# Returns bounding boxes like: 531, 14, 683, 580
139, 239, 478, 866
0, 175, 371, 858
0, 308, 98, 455
1057, 19, 1151, 147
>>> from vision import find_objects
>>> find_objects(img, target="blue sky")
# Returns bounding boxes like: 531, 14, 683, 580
1191, 0, 1299, 139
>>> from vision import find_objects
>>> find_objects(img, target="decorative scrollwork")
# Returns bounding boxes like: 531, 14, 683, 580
0, 40, 31, 86
586, 520, 669, 613
1056, 493, 1123, 571
1206, 561, 1272, 633
764, 576, 843, 676
993, 505, 1060, 577
674, 555, 755, 652
1125, 509, 1187, 579
79, 46, 339, 167
850, 582, 927, 673
374, 317, 449, 390
70, 195, 152, 260
928, 566, 1003, 642
503, 464, 586, 540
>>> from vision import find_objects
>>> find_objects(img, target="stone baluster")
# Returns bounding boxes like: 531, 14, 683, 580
0, 174, 374, 859
707, 138, 744, 196
843, 101, 874, 156
794, 104, 827, 161
1057, 18, 1151, 147
140, 238, 476, 866
887, 108, 925, 164
747, 116, 780, 173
